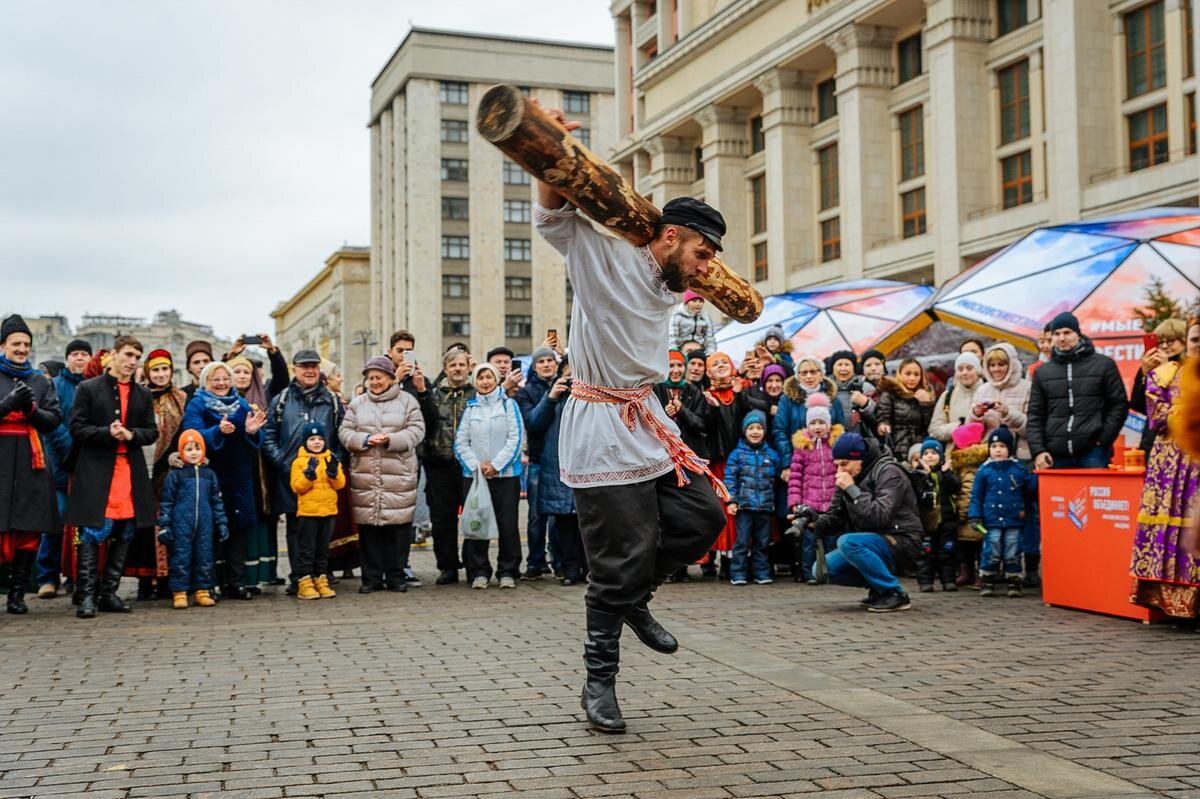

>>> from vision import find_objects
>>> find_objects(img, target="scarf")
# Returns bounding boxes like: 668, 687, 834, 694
60, 370, 84, 387
0, 355, 36, 380
152, 387, 188, 463
195, 387, 244, 418
660, 376, 688, 390
706, 352, 735, 403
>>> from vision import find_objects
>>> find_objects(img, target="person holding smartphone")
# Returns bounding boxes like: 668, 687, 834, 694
1131, 319, 1188, 454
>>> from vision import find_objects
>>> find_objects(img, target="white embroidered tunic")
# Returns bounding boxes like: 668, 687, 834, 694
534, 201, 681, 488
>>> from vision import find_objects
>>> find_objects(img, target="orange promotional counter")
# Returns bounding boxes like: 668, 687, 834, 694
1038, 468, 1164, 623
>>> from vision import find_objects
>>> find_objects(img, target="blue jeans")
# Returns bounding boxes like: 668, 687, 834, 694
524, 463, 560, 572
732, 511, 772, 582
1051, 444, 1110, 470
825, 533, 902, 593
36, 490, 68, 586
800, 529, 841, 581
981, 526, 1022, 576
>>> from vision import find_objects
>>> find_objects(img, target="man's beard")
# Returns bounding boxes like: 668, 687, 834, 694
660, 249, 688, 293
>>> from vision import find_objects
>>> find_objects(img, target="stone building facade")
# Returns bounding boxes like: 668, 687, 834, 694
368, 27, 614, 362
271, 246, 371, 377
611, 0, 1198, 299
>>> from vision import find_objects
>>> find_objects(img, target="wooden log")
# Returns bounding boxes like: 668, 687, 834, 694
476, 84, 763, 324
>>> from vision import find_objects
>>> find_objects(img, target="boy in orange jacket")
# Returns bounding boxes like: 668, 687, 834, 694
289, 422, 346, 599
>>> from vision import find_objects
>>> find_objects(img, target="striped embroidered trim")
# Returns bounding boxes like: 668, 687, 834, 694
637, 245, 677, 300
533, 203, 576, 223
561, 457, 676, 487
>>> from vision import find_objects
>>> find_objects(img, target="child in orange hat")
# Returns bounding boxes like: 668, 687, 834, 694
156, 429, 229, 609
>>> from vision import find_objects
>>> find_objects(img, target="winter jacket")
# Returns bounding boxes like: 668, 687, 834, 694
772, 376, 846, 463
968, 458, 1035, 529
516, 374, 554, 464
949, 443, 988, 540
156, 453, 229, 543
290, 447, 345, 518
423, 379, 475, 463
0, 368, 62, 534
832, 375, 877, 436
875, 376, 935, 457
262, 379, 345, 515
669, 305, 717, 353
929, 377, 984, 446
339, 383, 425, 527
65, 374, 159, 530
706, 390, 754, 462
1026, 337, 1129, 459
911, 467, 962, 534
723, 439, 781, 512
454, 389, 524, 478
787, 425, 844, 512
182, 390, 264, 531
50, 370, 83, 488
524, 386, 575, 515
971, 342, 1032, 460
813, 442, 922, 568
653, 382, 709, 459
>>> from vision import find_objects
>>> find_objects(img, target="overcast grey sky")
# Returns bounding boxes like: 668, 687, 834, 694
1, 1, 613, 340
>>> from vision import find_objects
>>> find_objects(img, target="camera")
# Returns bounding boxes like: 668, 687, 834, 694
242, 334, 262, 346
785, 504, 819, 537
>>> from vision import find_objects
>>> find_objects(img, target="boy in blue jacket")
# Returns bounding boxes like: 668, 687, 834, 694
723, 410, 781, 585
967, 426, 1036, 598
157, 429, 229, 609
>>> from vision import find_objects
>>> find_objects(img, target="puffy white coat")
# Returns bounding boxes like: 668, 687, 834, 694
454, 389, 524, 478
971, 341, 1032, 460
339, 383, 425, 526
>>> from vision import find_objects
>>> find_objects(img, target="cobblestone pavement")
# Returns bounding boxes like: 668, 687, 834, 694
2, 541, 1198, 799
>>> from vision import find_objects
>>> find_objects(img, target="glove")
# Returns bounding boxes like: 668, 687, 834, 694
10, 381, 34, 411
0, 385, 26, 415
325, 458, 339, 479
303, 457, 318, 481
218, 526, 229, 542
157, 528, 173, 544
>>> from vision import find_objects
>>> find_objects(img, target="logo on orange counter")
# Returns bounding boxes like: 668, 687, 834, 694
1067, 488, 1089, 531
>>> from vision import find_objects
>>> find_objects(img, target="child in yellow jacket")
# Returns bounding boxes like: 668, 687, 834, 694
289, 422, 346, 599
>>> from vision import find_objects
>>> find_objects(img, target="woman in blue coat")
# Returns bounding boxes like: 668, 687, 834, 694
523, 358, 586, 585
182, 361, 267, 600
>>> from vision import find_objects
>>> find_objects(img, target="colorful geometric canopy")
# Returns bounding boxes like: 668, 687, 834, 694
715, 279, 935, 364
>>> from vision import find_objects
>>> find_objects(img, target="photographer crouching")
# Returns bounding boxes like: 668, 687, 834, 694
794, 432, 921, 612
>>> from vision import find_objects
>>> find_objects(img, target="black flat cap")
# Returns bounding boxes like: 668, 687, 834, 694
292, 349, 322, 365
660, 197, 726, 252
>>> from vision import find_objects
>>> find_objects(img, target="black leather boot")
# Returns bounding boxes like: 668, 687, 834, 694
76, 541, 99, 619
97, 535, 132, 613
580, 606, 626, 734
6, 550, 33, 614
624, 602, 678, 654
1022, 553, 1041, 588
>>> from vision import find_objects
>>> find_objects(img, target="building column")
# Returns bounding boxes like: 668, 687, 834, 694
1028, 48, 1047, 200
614, 14, 633, 139
1164, 0, 1189, 156
923, 0, 990, 283
826, 24, 896, 281
696, 104, 750, 286
468, 82, 505, 359
644, 134, 696, 207
530, 88, 569, 350
369, 116, 385, 339
404, 79, 441, 359
754, 67, 815, 295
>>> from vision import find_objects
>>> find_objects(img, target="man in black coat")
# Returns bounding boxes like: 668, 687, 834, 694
1026, 312, 1129, 470
0, 314, 63, 614
65, 335, 158, 618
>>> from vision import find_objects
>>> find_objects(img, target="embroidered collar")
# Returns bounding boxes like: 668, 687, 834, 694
638, 246, 678, 301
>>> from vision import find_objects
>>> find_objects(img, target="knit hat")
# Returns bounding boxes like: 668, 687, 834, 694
860, 349, 886, 368
0, 314, 31, 344
185, 340, 213, 365
1048, 311, 1081, 335
362, 355, 397, 377
763, 325, 786, 345
682, 290, 703, 304
65, 338, 93, 357
760, 363, 787, 387
951, 421, 986, 450
742, 409, 767, 432
198, 361, 232, 389
829, 349, 857, 371
668, 349, 686, 365
987, 425, 1015, 456
794, 354, 824, 375
302, 422, 327, 449
920, 437, 944, 457
686, 349, 708, 365
145, 349, 173, 371
805, 392, 832, 426
831, 432, 866, 460
472, 363, 501, 385
177, 429, 206, 460
907, 443, 924, 463
954, 351, 983, 373
530, 346, 557, 364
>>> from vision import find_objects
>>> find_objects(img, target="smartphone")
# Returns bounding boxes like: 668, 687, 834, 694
1142, 333, 1158, 352
547, 329, 557, 341
512, 359, 523, 372
242, 334, 262, 345
402, 350, 416, 364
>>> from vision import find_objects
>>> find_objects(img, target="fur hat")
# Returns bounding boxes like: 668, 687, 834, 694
805, 392, 832, 426
831, 432, 866, 460
987, 425, 1015, 456
0, 314, 31, 344
742, 409, 767, 432
65, 338, 93, 357
952, 421, 986, 450
177, 429, 206, 460
185, 340, 213, 365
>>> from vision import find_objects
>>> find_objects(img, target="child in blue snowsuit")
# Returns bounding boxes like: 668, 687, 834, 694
967, 425, 1036, 598
723, 410, 781, 585
157, 429, 229, 609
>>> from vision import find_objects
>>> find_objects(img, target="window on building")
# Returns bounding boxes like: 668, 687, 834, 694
505, 276, 532, 300
441, 235, 469, 259
442, 274, 470, 298
996, 0, 1028, 36
898, 106, 925, 181
439, 81, 468, 105
502, 159, 530, 185
1001, 150, 1033, 208
1128, 103, 1169, 171
897, 34, 923, 84
504, 238, 532, 261
753, 242, 768, 283
1125, 2, 1166, 98
441, 158, 468, 182
820, 218, 840, 262
1187, 94, 1197, 156
505, 315, 533, 338
750, 175, 767, 234
563, 91, 590, 114
694, 146, 704, 180
901, 188, 927, 238
443, 313, 470, 336
818, 144, 839, 211
576, 127, 592, 147
1186, 2, 1195, 78
749, 115, 764, 153
442, 197, 469, 220
998, 60, 1030, 144
440, 119, 468, 143
817, 79, 837, 121
503, 199, 531, 223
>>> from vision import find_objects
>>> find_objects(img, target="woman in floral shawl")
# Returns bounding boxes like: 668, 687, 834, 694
1130, 317, 1200, 618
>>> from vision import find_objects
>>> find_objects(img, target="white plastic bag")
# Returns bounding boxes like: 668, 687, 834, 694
460, 467, 498, 541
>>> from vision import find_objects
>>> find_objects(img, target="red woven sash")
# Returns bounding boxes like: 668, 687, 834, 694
0, 411, 46, 471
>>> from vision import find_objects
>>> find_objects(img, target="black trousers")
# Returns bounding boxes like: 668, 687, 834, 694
553, 514, 587, 580
461, 476, 521, 580
359, 523, 412, 587
221, 525, 249, 588
424, 459, 466, 572
575, 469, 726, 615
285, 513, 299, 583
294, 516, 334, 579
917, 523, 958, 586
